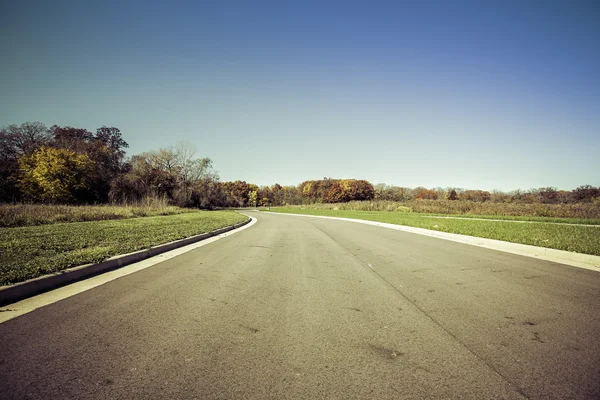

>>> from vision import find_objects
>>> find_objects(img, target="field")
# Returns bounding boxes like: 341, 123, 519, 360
0, 210, 247, 286
268, 207, 600, 256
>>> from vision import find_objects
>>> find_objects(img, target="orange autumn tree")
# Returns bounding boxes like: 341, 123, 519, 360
300, 179, 374, 203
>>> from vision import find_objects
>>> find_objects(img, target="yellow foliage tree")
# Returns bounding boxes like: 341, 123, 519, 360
248, 190, 258, 207
18, 146, 95, 203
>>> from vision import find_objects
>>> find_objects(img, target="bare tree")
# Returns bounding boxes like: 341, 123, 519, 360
174, 141, 214, 198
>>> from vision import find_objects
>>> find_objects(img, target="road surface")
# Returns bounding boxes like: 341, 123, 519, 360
1, 211, 599, 399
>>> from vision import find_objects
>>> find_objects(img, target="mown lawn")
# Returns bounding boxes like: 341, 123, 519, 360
0, 211, 247, 286
268, 208, 600, 256
414, 213, 600, 225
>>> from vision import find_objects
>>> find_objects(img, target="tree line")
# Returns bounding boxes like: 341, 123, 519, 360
0, 122, 375, 207
1, 122, 598, 207
373, 184, 600, 204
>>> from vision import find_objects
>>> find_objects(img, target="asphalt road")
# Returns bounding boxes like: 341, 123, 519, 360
1, 211, 599, 399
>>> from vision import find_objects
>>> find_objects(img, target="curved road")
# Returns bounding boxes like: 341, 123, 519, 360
1, 211, 599, 399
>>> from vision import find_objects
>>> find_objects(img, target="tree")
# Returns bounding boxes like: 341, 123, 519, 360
271, 183, 284, 206
282, 185, 302, 205
462, 189, 491, 202
221, 180, 252, 207
96, 126, 128, 159
434, 187, 447, 200
490, 190, 511, 203
111, 144, 218, 207
324, 181, 346, 203
301, 179, 374, 203
18, 146, 94, 203
300, 181, 317, 202
189, 178, 226, 209
383, 186, 413, 201
2, 122, 51, 155
173, 141, 213, 204
374, 183, 391, 200
50, 125, 129, 202
447, 189, 458, 200
571, 185, 600, 203
139, 143, 215, 205
50, 125, 95, 153
258, 186, 273, 206
537, 187, 559, 204
0, 122, 51, 201
94, 126, 129, 175
413, 187, 438, 200
350, 179, 375, 201
112, 153, 175, 201
248, 190, 258, 207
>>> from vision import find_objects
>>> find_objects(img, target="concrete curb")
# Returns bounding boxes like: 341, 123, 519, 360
268, 212, 600, 272
0, 218, 251, 307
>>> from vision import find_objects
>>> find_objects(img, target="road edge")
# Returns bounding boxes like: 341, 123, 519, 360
266, 212, 600, 272
0, 217, 252, 307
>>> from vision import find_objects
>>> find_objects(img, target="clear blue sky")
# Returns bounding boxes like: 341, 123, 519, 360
1, 0, 598, 190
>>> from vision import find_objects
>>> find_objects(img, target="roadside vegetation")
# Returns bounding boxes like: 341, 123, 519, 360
1, 120, 598, 284
268, 208, 600, 256
0, 211, 247, 286
0, 201, 194, 228
1, 121, 598, 210
284, 200, 600, 221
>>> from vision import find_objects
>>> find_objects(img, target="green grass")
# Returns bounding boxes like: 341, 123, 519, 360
268, 208, 600, 256
281, 204, 600, 225
0, 211, 247, 286
401, 213, 600, 225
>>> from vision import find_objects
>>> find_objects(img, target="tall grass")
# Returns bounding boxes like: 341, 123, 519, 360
0, 198, 194, 228
289, 200, 600, 220
1, 211, 247, 285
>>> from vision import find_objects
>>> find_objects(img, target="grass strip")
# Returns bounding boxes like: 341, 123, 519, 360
0, 211, 247, 286
268, 208, 600, 256
415, 214, 600, 225
260, 206, 600, 225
